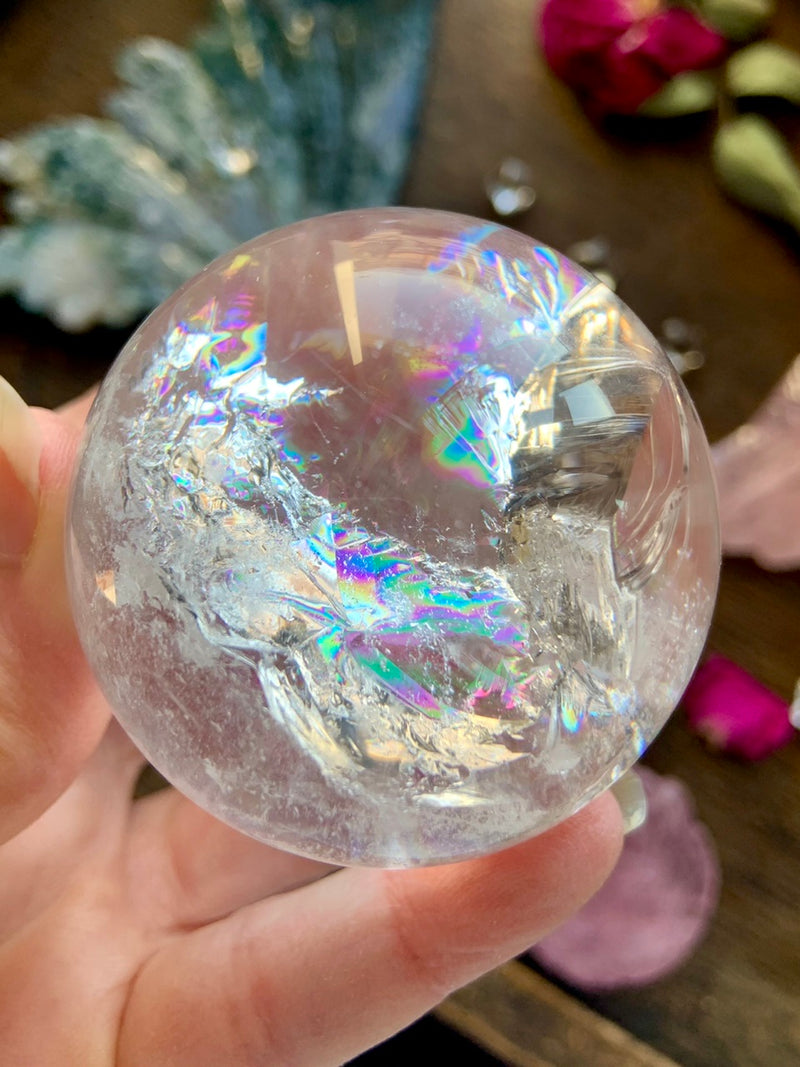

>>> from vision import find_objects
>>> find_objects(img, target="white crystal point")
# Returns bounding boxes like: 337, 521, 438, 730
67, 208, 720, 867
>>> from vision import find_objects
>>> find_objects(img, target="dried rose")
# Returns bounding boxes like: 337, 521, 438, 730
539, 0, 727, 115
683, 654, 796, 760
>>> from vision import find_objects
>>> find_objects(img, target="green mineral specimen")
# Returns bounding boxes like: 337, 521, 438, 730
0, 0, 437, 330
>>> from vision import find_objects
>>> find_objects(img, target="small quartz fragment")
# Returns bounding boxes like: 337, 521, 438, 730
713, 353, 800, 568
566, 236, 611, 271
660, 317, 705, 376
566, 237, 617, 290
485, 158, 537, 216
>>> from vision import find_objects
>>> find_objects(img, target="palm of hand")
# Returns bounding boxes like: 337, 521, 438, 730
0, 389, 621, 1066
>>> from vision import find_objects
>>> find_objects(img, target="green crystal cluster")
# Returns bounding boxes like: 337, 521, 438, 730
0, 0, 436, 330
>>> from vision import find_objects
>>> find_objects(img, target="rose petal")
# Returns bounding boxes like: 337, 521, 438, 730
683, 654, 796, 760
636, 9, 727, 76
530, 767, 720, 991
596, 41, 670, 112
540, 0, 636, 74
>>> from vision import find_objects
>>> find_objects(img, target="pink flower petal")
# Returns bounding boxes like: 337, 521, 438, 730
713, 355, 800, 570
539, 0, 726, 116
683, 655, 796, 760
540, 0, 635, 74
530, 767, 720, 991
635, 9, 727, 76
595, 42, 669, 113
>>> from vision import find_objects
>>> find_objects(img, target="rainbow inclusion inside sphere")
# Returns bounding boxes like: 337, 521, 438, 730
67, 209, 719, 866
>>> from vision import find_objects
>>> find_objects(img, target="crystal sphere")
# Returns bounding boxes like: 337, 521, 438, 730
67, 209, 720, 867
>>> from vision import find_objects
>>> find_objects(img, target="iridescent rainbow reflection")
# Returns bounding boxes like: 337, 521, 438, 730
134, 217, 691, 775
69, 209, 719, 868
138, 238, 648, 775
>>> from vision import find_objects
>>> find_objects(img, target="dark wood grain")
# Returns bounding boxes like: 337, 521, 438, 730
2, 2, 800, 1065
438, 962, 681, 1067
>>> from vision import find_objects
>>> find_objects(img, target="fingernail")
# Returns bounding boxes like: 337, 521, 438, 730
0, 376, 41, 563
610, 769, 648, 835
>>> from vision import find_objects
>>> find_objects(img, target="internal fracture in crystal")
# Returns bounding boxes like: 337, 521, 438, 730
68, 209, 720, 866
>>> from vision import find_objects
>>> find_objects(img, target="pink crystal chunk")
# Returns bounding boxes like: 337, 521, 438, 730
713, 354, 800, 570
531, 767, 720, 990
67, 209, 720, 866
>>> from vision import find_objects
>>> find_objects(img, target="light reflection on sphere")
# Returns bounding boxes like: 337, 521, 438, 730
67, 209, 719, 867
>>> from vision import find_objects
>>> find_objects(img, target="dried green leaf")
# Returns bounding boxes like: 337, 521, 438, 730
712, 115, 800, 231
638, 72, 718, 117
692, 0, 774, 41
726, 42, 800, 105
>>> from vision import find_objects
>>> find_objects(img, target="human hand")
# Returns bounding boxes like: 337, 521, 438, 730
0, 377, 623, 1066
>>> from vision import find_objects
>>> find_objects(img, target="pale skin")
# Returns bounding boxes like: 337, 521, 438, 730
0, 385, 623, 1066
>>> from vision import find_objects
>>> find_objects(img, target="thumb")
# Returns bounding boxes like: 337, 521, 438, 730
0, 377, 110, 844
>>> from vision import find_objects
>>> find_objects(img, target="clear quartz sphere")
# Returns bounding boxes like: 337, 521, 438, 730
67, 209, 720, 867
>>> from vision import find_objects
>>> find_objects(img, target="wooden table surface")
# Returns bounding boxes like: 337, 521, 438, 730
2, 2, 799, 1065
